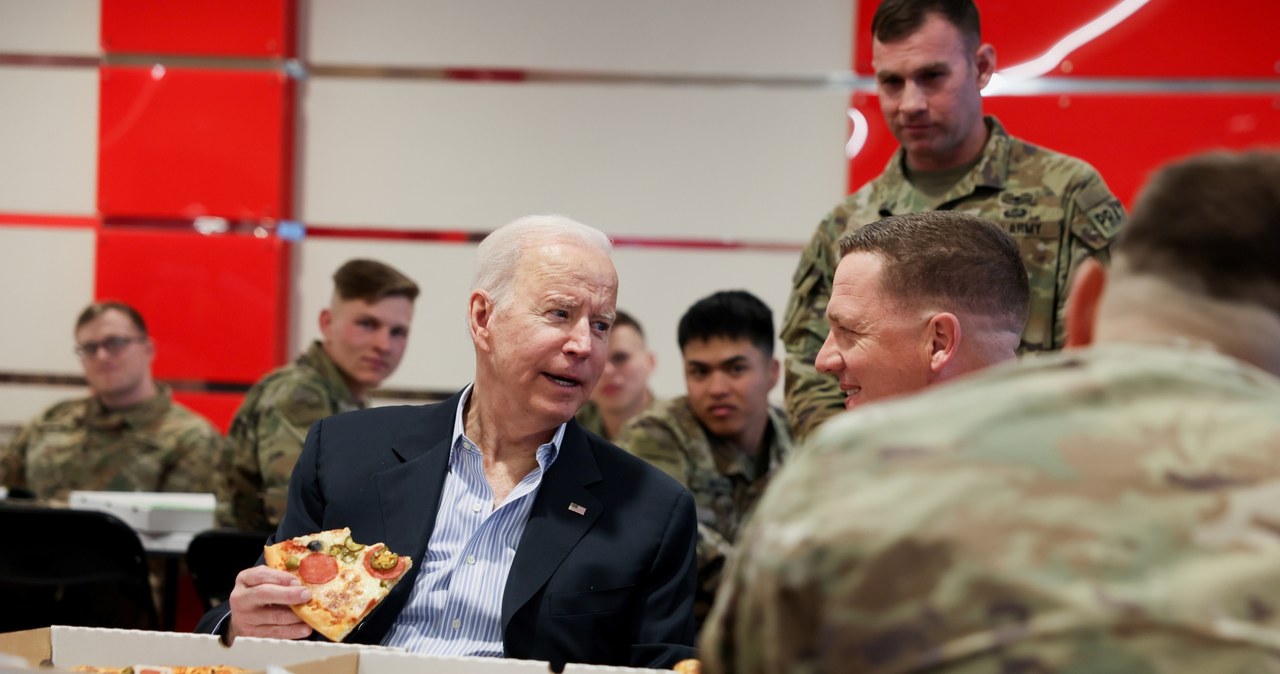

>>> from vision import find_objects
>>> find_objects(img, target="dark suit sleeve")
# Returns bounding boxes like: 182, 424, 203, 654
195, 419, 329, 635
630, 486, 699, 667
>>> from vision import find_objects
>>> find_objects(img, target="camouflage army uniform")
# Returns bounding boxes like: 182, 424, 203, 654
574, 391, 658, 442
0, 383, 220, 499
216, 341, 361, 531
782, 116, 1127, 440
616, 396, 792, 624
703, 343, 1280, 673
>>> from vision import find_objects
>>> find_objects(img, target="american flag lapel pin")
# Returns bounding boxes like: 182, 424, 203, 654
568, 502, 587, 516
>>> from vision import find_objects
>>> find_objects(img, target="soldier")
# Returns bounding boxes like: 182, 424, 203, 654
782, 0, 1127, 440
216, 259, 418, 531
574, 310, 657, 441
702, 150, 1280, 672
616, 290, 790, 625
0, 301, 221, 498
818, 211, 1027, 410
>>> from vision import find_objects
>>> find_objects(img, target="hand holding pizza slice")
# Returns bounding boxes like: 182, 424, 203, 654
262, 528, 413, 642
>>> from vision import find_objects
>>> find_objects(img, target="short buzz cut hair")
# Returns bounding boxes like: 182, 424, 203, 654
76, 301, 147, 335
613, 310, 644, 340
838, 211, 1029, 331
871, 0, 981, 51
471, 214, 613, 312
678, 290, 775, 358
332, 259, 419, 303
1118, 150, 1280, 314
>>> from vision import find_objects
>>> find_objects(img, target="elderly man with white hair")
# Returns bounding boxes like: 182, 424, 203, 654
199, 215, 698, 669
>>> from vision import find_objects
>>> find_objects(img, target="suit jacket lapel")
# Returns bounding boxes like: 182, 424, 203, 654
501, 421, 603, 625
358, 391, 462, 642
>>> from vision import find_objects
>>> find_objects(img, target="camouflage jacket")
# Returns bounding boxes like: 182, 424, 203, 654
703, 343, 1280, 674
574, 391, 658, 442
0, 383, 221, 499
616, 396, 792, 624
216, 341, 362, 531
782, 116, 1127, 441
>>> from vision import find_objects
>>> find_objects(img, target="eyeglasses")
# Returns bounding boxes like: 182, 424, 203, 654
75, 335, 144, 358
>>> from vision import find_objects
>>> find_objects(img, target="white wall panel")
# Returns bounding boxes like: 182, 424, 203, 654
304, 0, 852, 76
0, 227, 97, 373
300, 78, 847, 243
0, 0, 99, 56
0, 384, 89, 428
0, 66, 98, 214
294, 238, 798, 401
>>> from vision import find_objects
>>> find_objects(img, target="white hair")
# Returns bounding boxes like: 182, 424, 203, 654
471, 214, 613, 311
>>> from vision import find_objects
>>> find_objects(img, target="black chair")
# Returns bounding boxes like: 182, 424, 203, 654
0, 504, 159, 631
185, 528, 271, 611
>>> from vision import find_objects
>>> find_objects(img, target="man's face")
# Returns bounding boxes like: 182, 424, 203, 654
590, 324, 655, 414
872, 12, 992, 171
817, 252, 934, 409
76, 309, 154, 404
321, 295, 415, 397
479, 241, 618, 430
683, 336, 779, 447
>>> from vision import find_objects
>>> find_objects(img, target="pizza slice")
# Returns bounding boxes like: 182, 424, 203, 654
263, 527, 413, 642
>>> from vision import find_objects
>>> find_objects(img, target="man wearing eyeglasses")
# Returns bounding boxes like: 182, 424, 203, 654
0, 301, 222, 499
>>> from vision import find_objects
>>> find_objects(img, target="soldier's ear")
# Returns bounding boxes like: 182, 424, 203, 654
319, 307, 333, 339
1066, 258, 1106, 348
926, 312, 961, 376
973, 43, 996, 89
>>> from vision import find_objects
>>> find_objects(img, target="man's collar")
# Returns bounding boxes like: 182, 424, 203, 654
87, 383, 171, 429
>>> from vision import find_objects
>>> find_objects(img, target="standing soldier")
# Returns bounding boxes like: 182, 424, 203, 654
782, 0, 1126, 440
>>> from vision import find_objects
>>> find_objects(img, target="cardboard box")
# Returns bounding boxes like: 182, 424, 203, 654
68, 492, 216, 536
0, 626, 366, 672
0, 627, 679, 674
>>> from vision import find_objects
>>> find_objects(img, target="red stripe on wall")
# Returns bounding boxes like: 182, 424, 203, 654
0, 213, 99, 229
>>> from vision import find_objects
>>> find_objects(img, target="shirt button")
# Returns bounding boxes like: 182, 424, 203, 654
472, 503, 482, 513
466, 555, 476, 565
452, 619, 461, 630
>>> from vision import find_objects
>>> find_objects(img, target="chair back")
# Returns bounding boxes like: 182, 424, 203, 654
185, 528, 270, 611
0, 504, 158, 631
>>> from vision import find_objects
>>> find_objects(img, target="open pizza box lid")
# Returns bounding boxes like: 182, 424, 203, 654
0, 626, 371, 673
286, 649, 677, 674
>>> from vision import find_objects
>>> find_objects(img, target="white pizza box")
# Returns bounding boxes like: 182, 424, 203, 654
0, 626, 374, 673
287, 649, 679, 674
68, 491, 215, 535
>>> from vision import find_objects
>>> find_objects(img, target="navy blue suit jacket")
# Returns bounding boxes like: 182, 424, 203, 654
198, 391, 698, 668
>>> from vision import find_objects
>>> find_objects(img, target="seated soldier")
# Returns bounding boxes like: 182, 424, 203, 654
575, 310, 657, 441
0, 301, 221, 498
217, 259, 418, 531
616, 290, 790, 625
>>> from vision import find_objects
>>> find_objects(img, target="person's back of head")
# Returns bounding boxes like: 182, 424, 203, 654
1070, 150, 1280, 375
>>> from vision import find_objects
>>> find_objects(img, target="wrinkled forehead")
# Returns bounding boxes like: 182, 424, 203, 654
518, 240, 618, 293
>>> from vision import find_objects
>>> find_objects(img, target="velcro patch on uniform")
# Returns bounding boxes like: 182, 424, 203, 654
1072, 181, 1125, 251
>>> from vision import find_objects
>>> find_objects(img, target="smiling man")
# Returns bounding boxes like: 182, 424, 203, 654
817, 211, 1027, 410
0, 301, 221, 499
616, 290, 790, 625
782, 0, 1127, 441
217, 259, 419, 532
202, 216, 697, 670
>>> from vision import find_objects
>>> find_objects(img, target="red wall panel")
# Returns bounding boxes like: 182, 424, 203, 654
847, 93, 1280, 206
171, 391, 244, 434
94, 227, 290, 384
855, 0, 1280, 78
98, 66, 294, 221
101, 0, 295, 58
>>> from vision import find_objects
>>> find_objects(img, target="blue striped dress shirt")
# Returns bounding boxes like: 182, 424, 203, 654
381, 385, 564, 656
